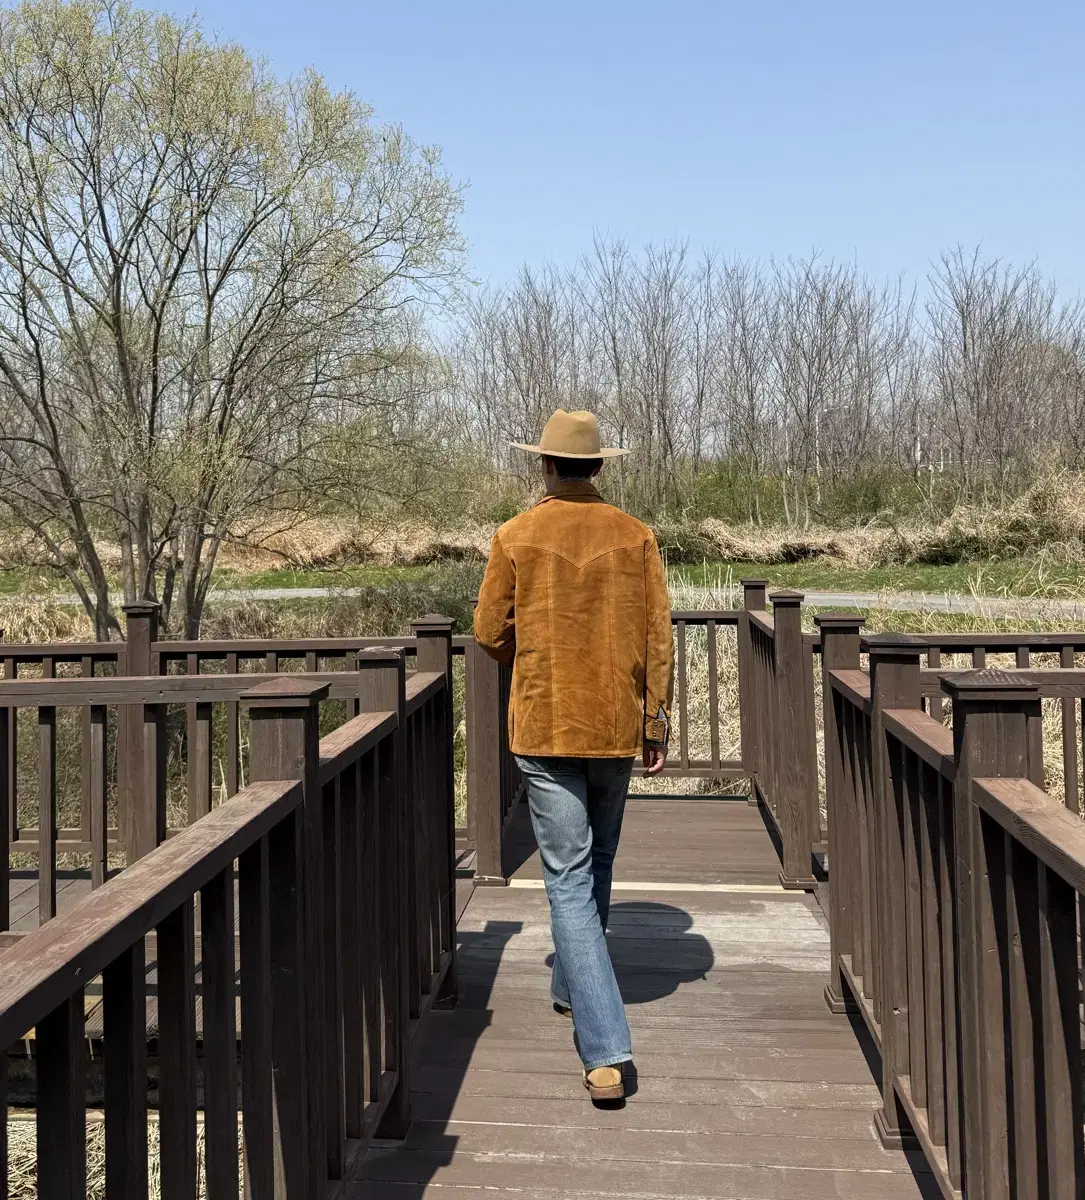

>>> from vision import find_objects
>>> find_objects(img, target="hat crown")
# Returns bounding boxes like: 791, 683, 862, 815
509, 407, 628, 458
538, 409, 601, 456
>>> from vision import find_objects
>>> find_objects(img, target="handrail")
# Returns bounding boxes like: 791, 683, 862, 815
748, 611, 775, 637
882, 708, 955, 779
317, 710, 397, 786
405, 669, 444, 715
973, 776, 1085, 888
828, 668, 872, 713
0, 664, 412, 707
0, 779, 299, 1048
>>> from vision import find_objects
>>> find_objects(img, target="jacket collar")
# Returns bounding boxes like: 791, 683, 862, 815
534, 479, 604, 505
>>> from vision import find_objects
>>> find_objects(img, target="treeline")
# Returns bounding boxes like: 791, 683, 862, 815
446, 241, 1085, 523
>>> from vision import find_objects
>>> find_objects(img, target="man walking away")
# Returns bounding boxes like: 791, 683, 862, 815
474, 408, 674, 1102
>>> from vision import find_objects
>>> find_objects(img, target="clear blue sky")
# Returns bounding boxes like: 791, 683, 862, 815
175, 0, 1085, 293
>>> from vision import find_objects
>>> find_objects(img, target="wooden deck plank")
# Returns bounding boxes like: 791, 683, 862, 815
503, 798, 785, 887
348, 801, 933, 1198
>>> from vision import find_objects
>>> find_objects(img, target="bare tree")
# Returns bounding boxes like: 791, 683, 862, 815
0, 0, 463, 637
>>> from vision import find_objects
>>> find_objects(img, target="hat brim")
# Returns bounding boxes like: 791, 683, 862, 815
510, 442, 630, 458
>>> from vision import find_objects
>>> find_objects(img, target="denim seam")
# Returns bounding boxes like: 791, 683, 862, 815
584, 1052, 633, 1071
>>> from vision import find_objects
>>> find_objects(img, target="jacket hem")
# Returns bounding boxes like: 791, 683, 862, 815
511, 745, 641, 759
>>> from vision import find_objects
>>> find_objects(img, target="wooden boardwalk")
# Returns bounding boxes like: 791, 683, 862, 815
348, 799, 937, 1199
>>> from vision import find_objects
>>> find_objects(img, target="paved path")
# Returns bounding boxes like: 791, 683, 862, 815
44, 582, 1085, 618
347, 800, 936, 1198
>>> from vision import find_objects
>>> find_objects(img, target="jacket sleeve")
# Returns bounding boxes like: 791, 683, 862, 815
473, 532, 516, 667
643, 533, 674, 746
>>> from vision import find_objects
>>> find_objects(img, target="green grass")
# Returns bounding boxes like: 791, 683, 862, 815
5, 554, 1085, 605
670, 557, 1085, 598
212, 564, 434, 589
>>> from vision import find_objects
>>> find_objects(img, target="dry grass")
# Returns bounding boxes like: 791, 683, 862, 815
6, 1110, 240, 1198
666, 577, 1085, 816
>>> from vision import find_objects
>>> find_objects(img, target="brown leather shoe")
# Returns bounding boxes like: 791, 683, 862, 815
583, 1065, 625, 1101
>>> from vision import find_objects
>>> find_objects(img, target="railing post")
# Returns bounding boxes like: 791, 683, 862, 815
121, 602, 163, 863
411, 615, 458, 1008
244, 677, 329, 1197
942, 670, 1042, 1198
738, 579, 768, 789
865, 633, 924, 1150
815, 613, 865, 1015
354, 649, 415, 1139
769, 590, 817, 889
466, 636, 507, 885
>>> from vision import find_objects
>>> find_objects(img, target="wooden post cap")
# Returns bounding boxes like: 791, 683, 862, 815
740, 578, 770, 589
768, 589, 804, 606
355, 647, 406, 663
940, 670, 1041, 703
863, 633, 927, 657
241, 678, 330, 708
121, 601, 161, 617
814, 612, 866, 628
411, 614, 454, 630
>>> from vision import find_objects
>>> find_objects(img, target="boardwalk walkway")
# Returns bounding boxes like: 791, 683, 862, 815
350, 799, 936, 1199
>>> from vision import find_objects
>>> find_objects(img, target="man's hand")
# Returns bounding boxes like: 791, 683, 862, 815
643, 744, 667, 776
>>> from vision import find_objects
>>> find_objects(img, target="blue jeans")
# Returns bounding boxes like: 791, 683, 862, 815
514, 755, 634, 1071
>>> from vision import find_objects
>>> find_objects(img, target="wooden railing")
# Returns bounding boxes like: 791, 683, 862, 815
0, 654, 458, 1196
823, 629, 1085, 1197
740, 582, 820, 888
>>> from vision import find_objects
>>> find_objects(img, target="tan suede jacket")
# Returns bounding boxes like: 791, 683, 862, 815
474, 480, 674, 759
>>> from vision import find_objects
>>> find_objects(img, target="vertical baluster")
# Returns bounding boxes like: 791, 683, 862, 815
238, 838, 273, 1199
226, 652, 240, 796
130, 700, 166, 861
38, 660, 57, 922
268, 801, 310, 1195
340, 757, 365, 1136
739, 580, 768, 778
157, 899, 197, 1199
903, 748, 926, 1110
928, 647, 944, 723
306, 651, 318, 673
184, 653, 199, 826
201, 867, 239, 1200
972, 646, 986, 668
0, 699, 9, 931
3, 656, 15, 851
1060, 645, 1079, 812
363, 749, 382, 1103
707, 619, 720, 771
376, 717, 411, 1140
80, 655, 93, 843
1039, 863, 1085, 1197
919, 762, 945, 1150
323, 772, 345, 1177
676, 620, 688, 771
939, 774, 962, 1189
89, 706, 107, 888
858, 708, 876, 1013
36, 990, 86, 1199
1006, 841, 1041, 1198
103, 941, 148, 1199
189, 701, 213, 823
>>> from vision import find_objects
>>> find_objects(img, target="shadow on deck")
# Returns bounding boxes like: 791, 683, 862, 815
344, 798, 939, 1199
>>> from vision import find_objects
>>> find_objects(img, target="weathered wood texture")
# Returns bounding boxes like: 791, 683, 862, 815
349, 800, 935, 1198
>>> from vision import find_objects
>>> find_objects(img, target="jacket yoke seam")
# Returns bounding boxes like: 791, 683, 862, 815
500, 538, 649, 569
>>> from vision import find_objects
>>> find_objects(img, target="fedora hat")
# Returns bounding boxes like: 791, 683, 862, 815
511, 409, 629, 459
